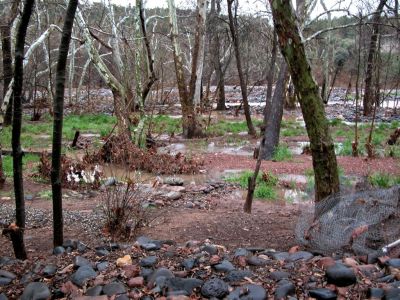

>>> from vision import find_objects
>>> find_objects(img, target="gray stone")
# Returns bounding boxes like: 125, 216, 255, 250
103, 282, 126, 296
136, 236, 152, 246
42, 265, 57, 277
116, 295, 129, 300
377, 274, 395, 283
270, 252, 289, 261
20, 282, 51, 300
270, 271, 290, 281
95, 249, 110, 256
0, 293, 7, 300
164, 191, 182, 200
224, 270, 253, 282
234, 248, 250, 258
164, 177, 184, 186
227, 284, 267, 300
0, 278, 12, 286
385, 288, 400, 300
0, 257, 13, 266
140, 256, 158, 267
368, 288, 384, 299
213, 260, 235, 272
182, 258, 197, 270
308, 288, 337, 300
201, 244, 218, 255
96, 261, 109, 271
247, 256, 268, 266
53, 246, 65, 255
141, 268, 154, 281
141, 243, 160, 251
86, 285, 103, 296
0, 270, 16, 279
288, 251, 313, 262
201, 278, 229, 298
70, 265, 97, 287
77, 241, 87, 252
386, 259, 400, 268
62, 239, 76, 249
275, 280, 295, 299
148, 268, 175, 288
325, 264, 356, 287
165, 277, 203, 296
73, 256, 91, 268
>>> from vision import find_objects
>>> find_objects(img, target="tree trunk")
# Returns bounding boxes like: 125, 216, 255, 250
265, 31, 277, 108
269, 0, 340, 202
363, 0, 387, 116
261, 61, 288, 159
227, 0, 256, 136
11, 0, 35, 260
167, 0, 202, 138
51, 0, 78, 248
1, 25, 14, 126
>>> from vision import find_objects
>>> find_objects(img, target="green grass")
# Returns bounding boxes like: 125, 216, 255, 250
2, 153, 40, 177
207, 119, 263, 136
224, 170, 278, 200
272, 144, 293, 161
368, 172, 400, 188
281, 120, 306, 137
38, 190, 52, 199
146, 115, 182, 135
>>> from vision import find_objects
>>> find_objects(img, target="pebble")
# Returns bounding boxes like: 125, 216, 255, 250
165, 191, 182, 200
227, 284, 267, 300
102, 282, 126, 296
148, 268, 175, 288
182, 258, 197, 270
128, 276, 144, 288
0, 293, 7, 300
53, 246, 65, 255
270, 252, 289, 261
165, 277, 203, 296
20, 282, 51, 300
247, 256, 268, 266
325, 264, 357, 287
164, 177, 184, 186
224, 270, 253, 282
368, 288, 384, 299
308, 288, 337, 300
42, 265, 57, 277
288, 251, 313, 262
0, 277, 12, 286
95, 249, 110, 257
201, 244, 218, 255
141, 243, 160, 251
386, 288, 400, 300
140, 256, 158, 267
96, 261, 109, 271
386, 259, 400, 268
0, 270, 16, 280
201, 278, 229, 298
73, 256, 92, 268
71, 265, 97, 287
270, 271, 290, 281
275, 280, 295, 299
86, 285, 103, 296
213, 260, 235, 272
234, 248, 250, 257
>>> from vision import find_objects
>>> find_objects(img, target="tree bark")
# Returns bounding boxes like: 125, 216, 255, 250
363, 0, 387, 116
265, 31, 278, 108
227, 0, 256, 136
51, 0, 78, 247
261, 61, 288, 159
11, 0, 35, 260
269, 0, 340, 202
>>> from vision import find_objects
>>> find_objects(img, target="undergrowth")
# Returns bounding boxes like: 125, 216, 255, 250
368, 172, 400, 188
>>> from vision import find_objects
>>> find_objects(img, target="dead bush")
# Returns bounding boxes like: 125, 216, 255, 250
84, 135, 202, 174
101, 180, 150, 239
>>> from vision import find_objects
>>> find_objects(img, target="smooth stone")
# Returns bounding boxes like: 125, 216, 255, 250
164, 177, 184, 186
20, 282, 51, 300
77, 241, 87, 252
182, 258, 197, 270
224, 270, 253, 282
141, 243, 160, 251
0, 270, 16, 279
0, 278, 12, 286
25, 194, 34, 201
227, 284, 267, 300
141, 268, 154, 281
234, 248, 250, 257
96, 261, 109, 272
116, 295, 129, 300
136, 236, 152, 246
201, 278, 229, 298
275, 280, 295, 299
0, 293, 7, 300
288, 251, 313, 262
73, 256, 92, 268
140, 256, 158, 267
386, 259, 400, 268
246, 247, 265, 253
0, 257, 14, 266
201, 244, 218, 255
368, 288, 384, 299
71, 265, 97, 287
20, 272, 35, 285
308, 288, 337, 300
63, 239, 76, 249
86, 285, 103, 296
42, 265, 57, 277
385, 288, 400, 300
271, 252, 289, 261
166, 277, 203, 295
270, 271, 290, 281
53, 246, 65, 255
128, 276, 144, 288
166, 191, 182, 200
103, 282, 126, 296
376, 274, 395, 283
247, 256, 268, 266
213, 260, 235, 272
148, 268, 175, 288
95, 249, 110, 257
325, 264, 357, 287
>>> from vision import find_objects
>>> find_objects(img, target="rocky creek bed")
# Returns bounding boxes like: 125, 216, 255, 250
1, 234, 400, 299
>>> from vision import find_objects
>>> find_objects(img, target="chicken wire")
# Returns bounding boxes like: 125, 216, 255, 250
296, 185, 400, 256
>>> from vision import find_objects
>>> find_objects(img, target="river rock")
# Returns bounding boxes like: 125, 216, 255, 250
247, 256, 268, 266
182, 258, 197, 270
224, 270, 253, 282
53, 246, 65, 255
42, 265, 57, 277
308, 288, 337, 300
270, 271, 290, 281
0, 278, 12, 286
275, 280, 295, 299
0, 270, 15, 280
148, 268, 175, 288
140, 256, 158, 267
368, 288, 384, 299
0, 293, 7, 300
386, 288, 400, 300
166, 277, 203, 295
227, 284, 267, 300
325, 264, 357, 287
73, 256, 91, 268
20, 282, 51, 300
234, 248, 251, 258
164, 177, 184, 186
128, 276, 144, 288
201, 278, 229, 298
71, 265, 97, 287
86, 285, 103, 296
103, 282, 126, 296
141, 243, 160, 251
386, 259, 400, 268
288, 251, 313, 262
96, 262, 109, 272
213, 260, 235, 272
165, 191, 182, 200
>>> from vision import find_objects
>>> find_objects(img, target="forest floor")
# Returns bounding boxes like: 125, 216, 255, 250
0, 93, 400, 298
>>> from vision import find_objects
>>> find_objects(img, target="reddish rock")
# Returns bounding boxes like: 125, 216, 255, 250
316, 257, 336, 269
123, 264, 140, 278
128, 276, 144, 288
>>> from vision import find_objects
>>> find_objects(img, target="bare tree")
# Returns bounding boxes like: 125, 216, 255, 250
269, 0, 340, 202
